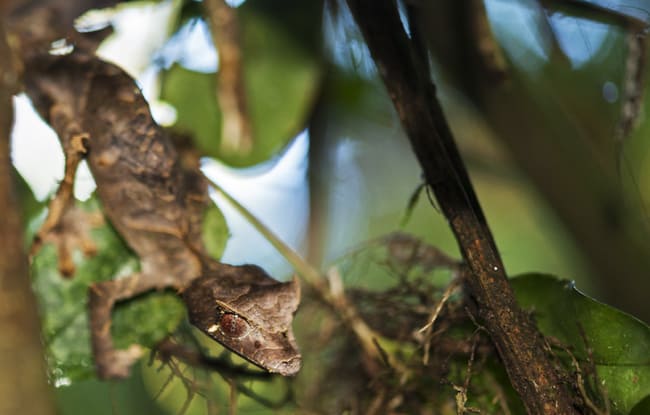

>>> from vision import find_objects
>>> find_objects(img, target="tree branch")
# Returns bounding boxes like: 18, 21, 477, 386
345, 1, 579, 413
204, 0, 253, 155
0, 14, 55, 415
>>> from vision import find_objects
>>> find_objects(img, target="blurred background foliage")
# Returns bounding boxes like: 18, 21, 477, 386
9, 0, 650, 413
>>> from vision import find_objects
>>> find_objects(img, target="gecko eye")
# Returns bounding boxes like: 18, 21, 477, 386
217, 313, 251, 339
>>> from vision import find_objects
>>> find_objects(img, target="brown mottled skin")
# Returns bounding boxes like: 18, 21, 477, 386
23, 51, 301, 378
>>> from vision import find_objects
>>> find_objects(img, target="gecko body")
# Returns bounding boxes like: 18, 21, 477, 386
23, 51, 301, 378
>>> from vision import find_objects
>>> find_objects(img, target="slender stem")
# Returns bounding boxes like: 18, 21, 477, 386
205, 175, 322, 286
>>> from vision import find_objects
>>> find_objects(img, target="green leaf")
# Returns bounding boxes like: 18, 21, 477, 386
12, 167, 42, 226
31, 196, 185, 382
160, 6, 321, 166
160, 65, 220, 156
511, 274, 650, 414
201, 201, 229, 260
55, 363, 169, 415
630, 395, 650, 415
113, 291, 184, 350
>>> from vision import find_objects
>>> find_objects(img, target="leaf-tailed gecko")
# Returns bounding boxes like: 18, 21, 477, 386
22, 51, 301, 379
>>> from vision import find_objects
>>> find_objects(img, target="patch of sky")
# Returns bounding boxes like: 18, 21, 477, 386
547, 12, 610, 69
11, 95, 95, 201
322, 0, 376, 78
322, 137, 366, 265
225, 0, 246, 7
485, 0, 610, 73
154, 18, 219, 73
396, 0, 411, 38
202, 131, 310, 280
96, 0, 178, 77
484, 0, 551, 74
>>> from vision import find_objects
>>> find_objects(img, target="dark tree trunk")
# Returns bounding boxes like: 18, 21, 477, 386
345, 1, 580, 413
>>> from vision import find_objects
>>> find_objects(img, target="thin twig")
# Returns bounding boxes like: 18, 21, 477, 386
418, 277, 460, 334
565, 346, 607, 415
484, 371, 513, 415
152, 370, 176, 402
228, 379, 237, 415
166, 359, 197, 415
205, 375, 219, 415
155, 337, 272, 379
205, 174, 322, 285
542, 0, 649, 31
325, 266, 388, 370
419, 277, 460, 365
578, 325, 610, 415
232, 380, 294, 409
452, 333, 482, 414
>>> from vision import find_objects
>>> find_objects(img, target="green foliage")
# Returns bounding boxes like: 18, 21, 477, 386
12, 167, 41, 230
141, 354, 292, 415
161, 64, 219, 155
55, 365, 167, 415
161, 5, 320, 167
31, 197, 184, 382
112, 292, 184, 351
201, 201, 229, 260
17, 1, 650, 413
630, 395, 650, 415
512, 274, 650, 414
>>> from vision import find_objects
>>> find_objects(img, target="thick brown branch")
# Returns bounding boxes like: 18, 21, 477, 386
0, 16, 55, 415
345, 1, 579, 413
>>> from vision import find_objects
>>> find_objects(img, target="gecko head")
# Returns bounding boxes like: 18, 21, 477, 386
182, 264, 301, 376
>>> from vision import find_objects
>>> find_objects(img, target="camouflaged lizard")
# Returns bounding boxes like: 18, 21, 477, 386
23, 50, 301, 379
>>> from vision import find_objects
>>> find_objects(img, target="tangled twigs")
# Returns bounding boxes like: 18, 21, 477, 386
164, 359, 199, 415
577, 326, 610, 415
153, 336, 294, 412
418, 276, 460, 334
417, 275, 461, 365
155, 337, 272, 379
326, 267, 381, 368
383, 232, 459, 270
547, 327, 611, 415
483, 371, 513, 415
453, 334, 482, 414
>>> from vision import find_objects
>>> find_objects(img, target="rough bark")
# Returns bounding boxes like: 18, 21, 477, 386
0, 15, 56, 415
418, 0, 650, 323
345, 1, 579, 413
